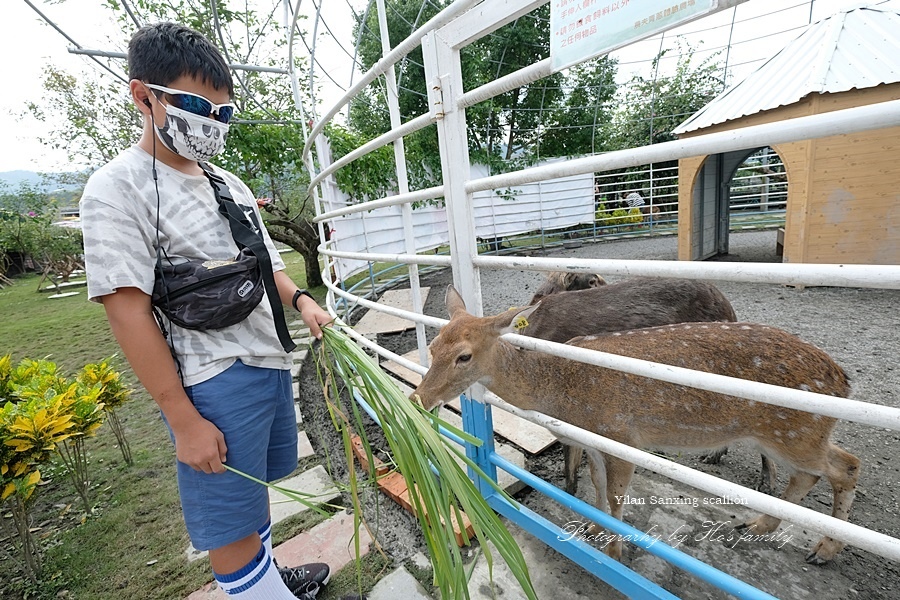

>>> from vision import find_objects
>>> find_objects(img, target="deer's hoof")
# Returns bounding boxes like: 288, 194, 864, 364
755, 478, 773, 496
805, 552, 829, 566
603, 541, 623, 562
700, 447, 727, 464
736, 516, 779, 535
805, 537, 843, 565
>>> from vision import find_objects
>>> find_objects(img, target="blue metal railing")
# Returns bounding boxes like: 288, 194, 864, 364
350, 383, 779, 599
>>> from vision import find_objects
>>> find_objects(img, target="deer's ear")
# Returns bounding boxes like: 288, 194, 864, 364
497, 303, 541, 335
445, 285, 467, 317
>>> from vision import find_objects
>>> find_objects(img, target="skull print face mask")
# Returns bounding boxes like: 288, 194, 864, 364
153, 104, 229, 162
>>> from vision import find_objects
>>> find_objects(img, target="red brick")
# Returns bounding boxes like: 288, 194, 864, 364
377, 471, 409, 505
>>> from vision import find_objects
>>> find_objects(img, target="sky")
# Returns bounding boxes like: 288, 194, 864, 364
0, 0, 891, 174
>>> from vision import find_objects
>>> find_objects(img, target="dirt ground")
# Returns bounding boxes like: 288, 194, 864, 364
299, 229, 900, 599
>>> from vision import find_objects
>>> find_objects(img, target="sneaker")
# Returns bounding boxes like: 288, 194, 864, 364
293, 581, 319, 600
278, 562, 330, 595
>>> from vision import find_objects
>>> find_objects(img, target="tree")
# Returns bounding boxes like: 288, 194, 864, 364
217, 114, 326, 286
609, 42, 723, 151
604, 42, 724, 198
535, 57, 618, 158
25, 66, 141, 173
24, 0, 326, 286
348, 1, 619, 191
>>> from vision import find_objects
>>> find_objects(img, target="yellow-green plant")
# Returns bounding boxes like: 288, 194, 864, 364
5, 357, 107, 514
78, 358, 133, 465
315, 325, 536, 600
595, 204, 644, 227
1, 359, 78, 582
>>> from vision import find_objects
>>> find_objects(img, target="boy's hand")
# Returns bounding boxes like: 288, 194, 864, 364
296, 294, 332, 340
172, 414, 228, 474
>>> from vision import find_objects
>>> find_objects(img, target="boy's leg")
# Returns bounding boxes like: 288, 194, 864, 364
261, 375, 332, 594
163, 361, 308, 598
258, 518, 331, 593
211, 533, 297, 598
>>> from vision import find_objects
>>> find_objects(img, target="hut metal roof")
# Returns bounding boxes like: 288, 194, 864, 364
673, 4, 900, 135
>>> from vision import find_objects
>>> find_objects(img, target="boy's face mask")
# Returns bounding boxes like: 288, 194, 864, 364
153, 103, 230, 162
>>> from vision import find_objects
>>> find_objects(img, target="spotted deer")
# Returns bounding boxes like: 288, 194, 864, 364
518, 277, 778, 495
411, 286, 860, 564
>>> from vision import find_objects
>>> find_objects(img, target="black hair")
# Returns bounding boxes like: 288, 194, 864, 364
128, 22, 234, 96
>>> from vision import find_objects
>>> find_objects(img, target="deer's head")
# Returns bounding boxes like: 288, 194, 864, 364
410, 285, 539, 410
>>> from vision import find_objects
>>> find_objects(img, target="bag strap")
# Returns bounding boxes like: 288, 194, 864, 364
199, 162, 296, 353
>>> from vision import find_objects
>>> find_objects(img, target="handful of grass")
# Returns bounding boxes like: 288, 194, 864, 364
317, 323, 536, 600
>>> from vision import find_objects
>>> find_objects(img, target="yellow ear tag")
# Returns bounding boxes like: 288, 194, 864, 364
513, 315, 529, 331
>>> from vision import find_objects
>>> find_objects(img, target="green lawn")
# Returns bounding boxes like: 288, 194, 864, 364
0, 251, 342, 600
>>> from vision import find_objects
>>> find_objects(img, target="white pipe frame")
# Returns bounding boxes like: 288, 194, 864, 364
301, 0, 483, 158
485, 393, 900, 562
303, 0, 900, 566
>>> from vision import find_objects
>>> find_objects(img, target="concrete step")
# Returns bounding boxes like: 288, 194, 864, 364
297, 431, 315, 459
273, 509, 373, 578
269, 465, 341, 526
368, 566, 433, 600
352, 287, 431, 335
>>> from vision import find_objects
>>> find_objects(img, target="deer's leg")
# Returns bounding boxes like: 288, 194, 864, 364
584, 448, 609, 514
758, 455, 778, 495
600, 452, 636, 561
564, 444, 583, 495
806, 445, 860, 565
739, 469, 819, 536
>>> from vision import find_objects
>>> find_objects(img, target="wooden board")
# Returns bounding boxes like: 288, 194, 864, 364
352, 287, 430, 335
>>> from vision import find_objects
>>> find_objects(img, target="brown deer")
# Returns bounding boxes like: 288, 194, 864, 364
411, 286, 860, 565
529, 272, 606, 304
519, 277, 778, 495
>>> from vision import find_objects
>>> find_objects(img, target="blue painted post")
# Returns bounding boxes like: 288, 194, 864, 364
459, 392, 499, 496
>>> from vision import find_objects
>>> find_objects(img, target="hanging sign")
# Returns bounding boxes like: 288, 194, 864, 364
550, 0, 743, 72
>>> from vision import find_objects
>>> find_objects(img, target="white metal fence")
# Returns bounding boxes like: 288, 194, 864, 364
301, 0, 900, 596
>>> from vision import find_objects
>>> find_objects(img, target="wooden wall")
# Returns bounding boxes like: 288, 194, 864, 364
677, 83, 900, 264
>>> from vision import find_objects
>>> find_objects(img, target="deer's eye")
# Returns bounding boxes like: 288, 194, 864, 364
456, 353, 472, 365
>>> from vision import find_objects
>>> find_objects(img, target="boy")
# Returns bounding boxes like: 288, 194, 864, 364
81, 22, 333, 599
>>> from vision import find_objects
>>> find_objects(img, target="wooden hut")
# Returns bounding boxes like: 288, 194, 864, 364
673, 5, 900, 264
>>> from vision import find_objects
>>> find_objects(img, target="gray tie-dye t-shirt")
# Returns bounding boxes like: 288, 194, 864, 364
81, 146, 292, 386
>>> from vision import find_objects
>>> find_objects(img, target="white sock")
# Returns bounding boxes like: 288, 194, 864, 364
257, 520, 274, 558
213, 545, 295, 599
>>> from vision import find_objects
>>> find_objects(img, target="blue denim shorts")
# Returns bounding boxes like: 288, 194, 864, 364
164, 360, 298, 551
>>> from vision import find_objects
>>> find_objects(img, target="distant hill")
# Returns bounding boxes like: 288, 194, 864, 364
0, 170, 85, 192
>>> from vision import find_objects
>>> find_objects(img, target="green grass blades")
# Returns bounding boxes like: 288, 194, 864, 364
222, 465, 340, 515
316, 324, 536, 600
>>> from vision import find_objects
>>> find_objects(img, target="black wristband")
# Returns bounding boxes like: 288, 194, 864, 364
292, 289, 313, 312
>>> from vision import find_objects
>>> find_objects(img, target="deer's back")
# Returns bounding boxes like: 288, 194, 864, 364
521, 278, 737, 344
573, 322, 848, 395
559, 322, 849, 450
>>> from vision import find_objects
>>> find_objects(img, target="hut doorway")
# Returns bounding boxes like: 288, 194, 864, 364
689, 146, 787, 260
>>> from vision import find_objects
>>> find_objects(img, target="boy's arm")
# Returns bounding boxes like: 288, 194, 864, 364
101, 287, 228, 474
273, 271, 331, 339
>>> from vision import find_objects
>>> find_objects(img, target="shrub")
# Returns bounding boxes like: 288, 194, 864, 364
0, 354, 132, 582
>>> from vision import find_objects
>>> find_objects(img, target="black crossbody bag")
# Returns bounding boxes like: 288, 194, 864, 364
151, 163, 296, 353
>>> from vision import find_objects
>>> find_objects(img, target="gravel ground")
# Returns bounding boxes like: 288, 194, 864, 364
299, 229, 900, 599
